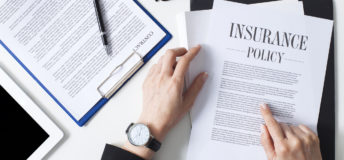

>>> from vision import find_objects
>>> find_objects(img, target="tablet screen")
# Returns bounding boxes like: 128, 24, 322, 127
1, 85, 49, 159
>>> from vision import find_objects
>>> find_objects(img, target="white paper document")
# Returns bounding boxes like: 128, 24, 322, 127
177, 0, 304, 49
0, 0, 166, 120
183, 3, 333, 160
177, 0, 305, 126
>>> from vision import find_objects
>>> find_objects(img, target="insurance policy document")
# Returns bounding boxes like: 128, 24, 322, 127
0, 0, 166, 121
186, 6, 333, 160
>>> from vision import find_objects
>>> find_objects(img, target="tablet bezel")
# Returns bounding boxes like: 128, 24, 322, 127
0, 67, 63, 160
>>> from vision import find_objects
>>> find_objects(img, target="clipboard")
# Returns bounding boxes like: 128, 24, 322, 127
80, 0, 172, 126
190, 0, 335, 159
0, 0, 172, 127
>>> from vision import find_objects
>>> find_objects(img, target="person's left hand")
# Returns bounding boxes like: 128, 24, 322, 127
138, 45, 208, 141
123, 45, 208, 159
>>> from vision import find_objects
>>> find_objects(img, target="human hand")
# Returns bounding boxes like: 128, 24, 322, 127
260, 104, 322, 160
138, 45, 208, 141
123, 45, 208, 159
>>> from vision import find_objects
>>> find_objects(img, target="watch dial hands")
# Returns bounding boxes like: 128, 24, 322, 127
129, 124, 150, 146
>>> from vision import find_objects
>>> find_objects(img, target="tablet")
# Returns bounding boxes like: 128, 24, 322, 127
0, 67, 63, 160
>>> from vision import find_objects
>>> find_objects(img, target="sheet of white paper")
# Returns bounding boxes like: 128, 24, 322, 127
177, 0, 303, 52
188, 1, 304, 82
176, 0, 304, 122
185, 4, 333, 160
213, 0, 301, 12
0, 0, 166, 120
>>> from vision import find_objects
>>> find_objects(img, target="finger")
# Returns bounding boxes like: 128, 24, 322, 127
298, 125, 319, 144
147, 64, 158, 77
298, 125, 316, 136
261, 124, 275, 160
162, 48, 188, 75
290, 125, 306, 139
182, 72, 208, 112
290, 125, 311, 150
173, 45, 201, 79
280, 123, 296, 140
172, 61, 177, 70
260, 104, 285, 142
144, 64, 159, 88
156, 55, 164, 74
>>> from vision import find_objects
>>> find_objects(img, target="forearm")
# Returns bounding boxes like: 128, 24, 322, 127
122, 141, 154, 160
101, 144, 144, 160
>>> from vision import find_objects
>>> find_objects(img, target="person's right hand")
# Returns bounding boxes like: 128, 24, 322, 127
260, 104, 322, 160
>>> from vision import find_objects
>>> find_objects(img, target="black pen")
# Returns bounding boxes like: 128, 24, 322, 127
93, 0, 111, 55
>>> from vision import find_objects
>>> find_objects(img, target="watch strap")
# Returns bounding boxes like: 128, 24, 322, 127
126, 123, 134, 134
146, 137, 161, 152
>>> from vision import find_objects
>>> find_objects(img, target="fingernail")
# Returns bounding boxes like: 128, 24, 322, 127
260, 124, 265, 133
202, 72, 208, 81
260, 103, 267, 109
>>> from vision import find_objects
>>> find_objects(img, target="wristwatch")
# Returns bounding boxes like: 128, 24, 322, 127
126, 123, 161, 152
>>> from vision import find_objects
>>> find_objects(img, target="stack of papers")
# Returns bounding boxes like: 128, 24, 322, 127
177, 0, 333, 159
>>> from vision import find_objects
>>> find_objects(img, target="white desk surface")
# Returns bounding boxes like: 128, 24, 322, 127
0, 0, 343, 159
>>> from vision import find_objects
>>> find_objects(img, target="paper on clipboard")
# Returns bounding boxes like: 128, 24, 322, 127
0, 0, 168, 123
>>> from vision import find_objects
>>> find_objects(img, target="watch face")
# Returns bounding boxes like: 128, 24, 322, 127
128, 124, 150, 146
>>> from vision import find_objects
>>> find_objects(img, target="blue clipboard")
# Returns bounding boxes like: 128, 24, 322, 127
0, 0, 172, 127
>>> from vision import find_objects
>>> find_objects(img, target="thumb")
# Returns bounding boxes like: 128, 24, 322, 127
182, 72, 208, 112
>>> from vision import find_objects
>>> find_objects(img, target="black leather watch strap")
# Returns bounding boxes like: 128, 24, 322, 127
126, 123, 134, 134
146, 137, 161, 152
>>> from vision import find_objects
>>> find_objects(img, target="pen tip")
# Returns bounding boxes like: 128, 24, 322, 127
105, 46, 111, 55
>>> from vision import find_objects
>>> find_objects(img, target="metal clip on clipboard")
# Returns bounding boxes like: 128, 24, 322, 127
97, 50, 144, 99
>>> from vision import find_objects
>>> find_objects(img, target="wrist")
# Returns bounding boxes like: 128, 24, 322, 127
137, 116, 169, 142
123, 141, 153, 160
123, 120, 165, 160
